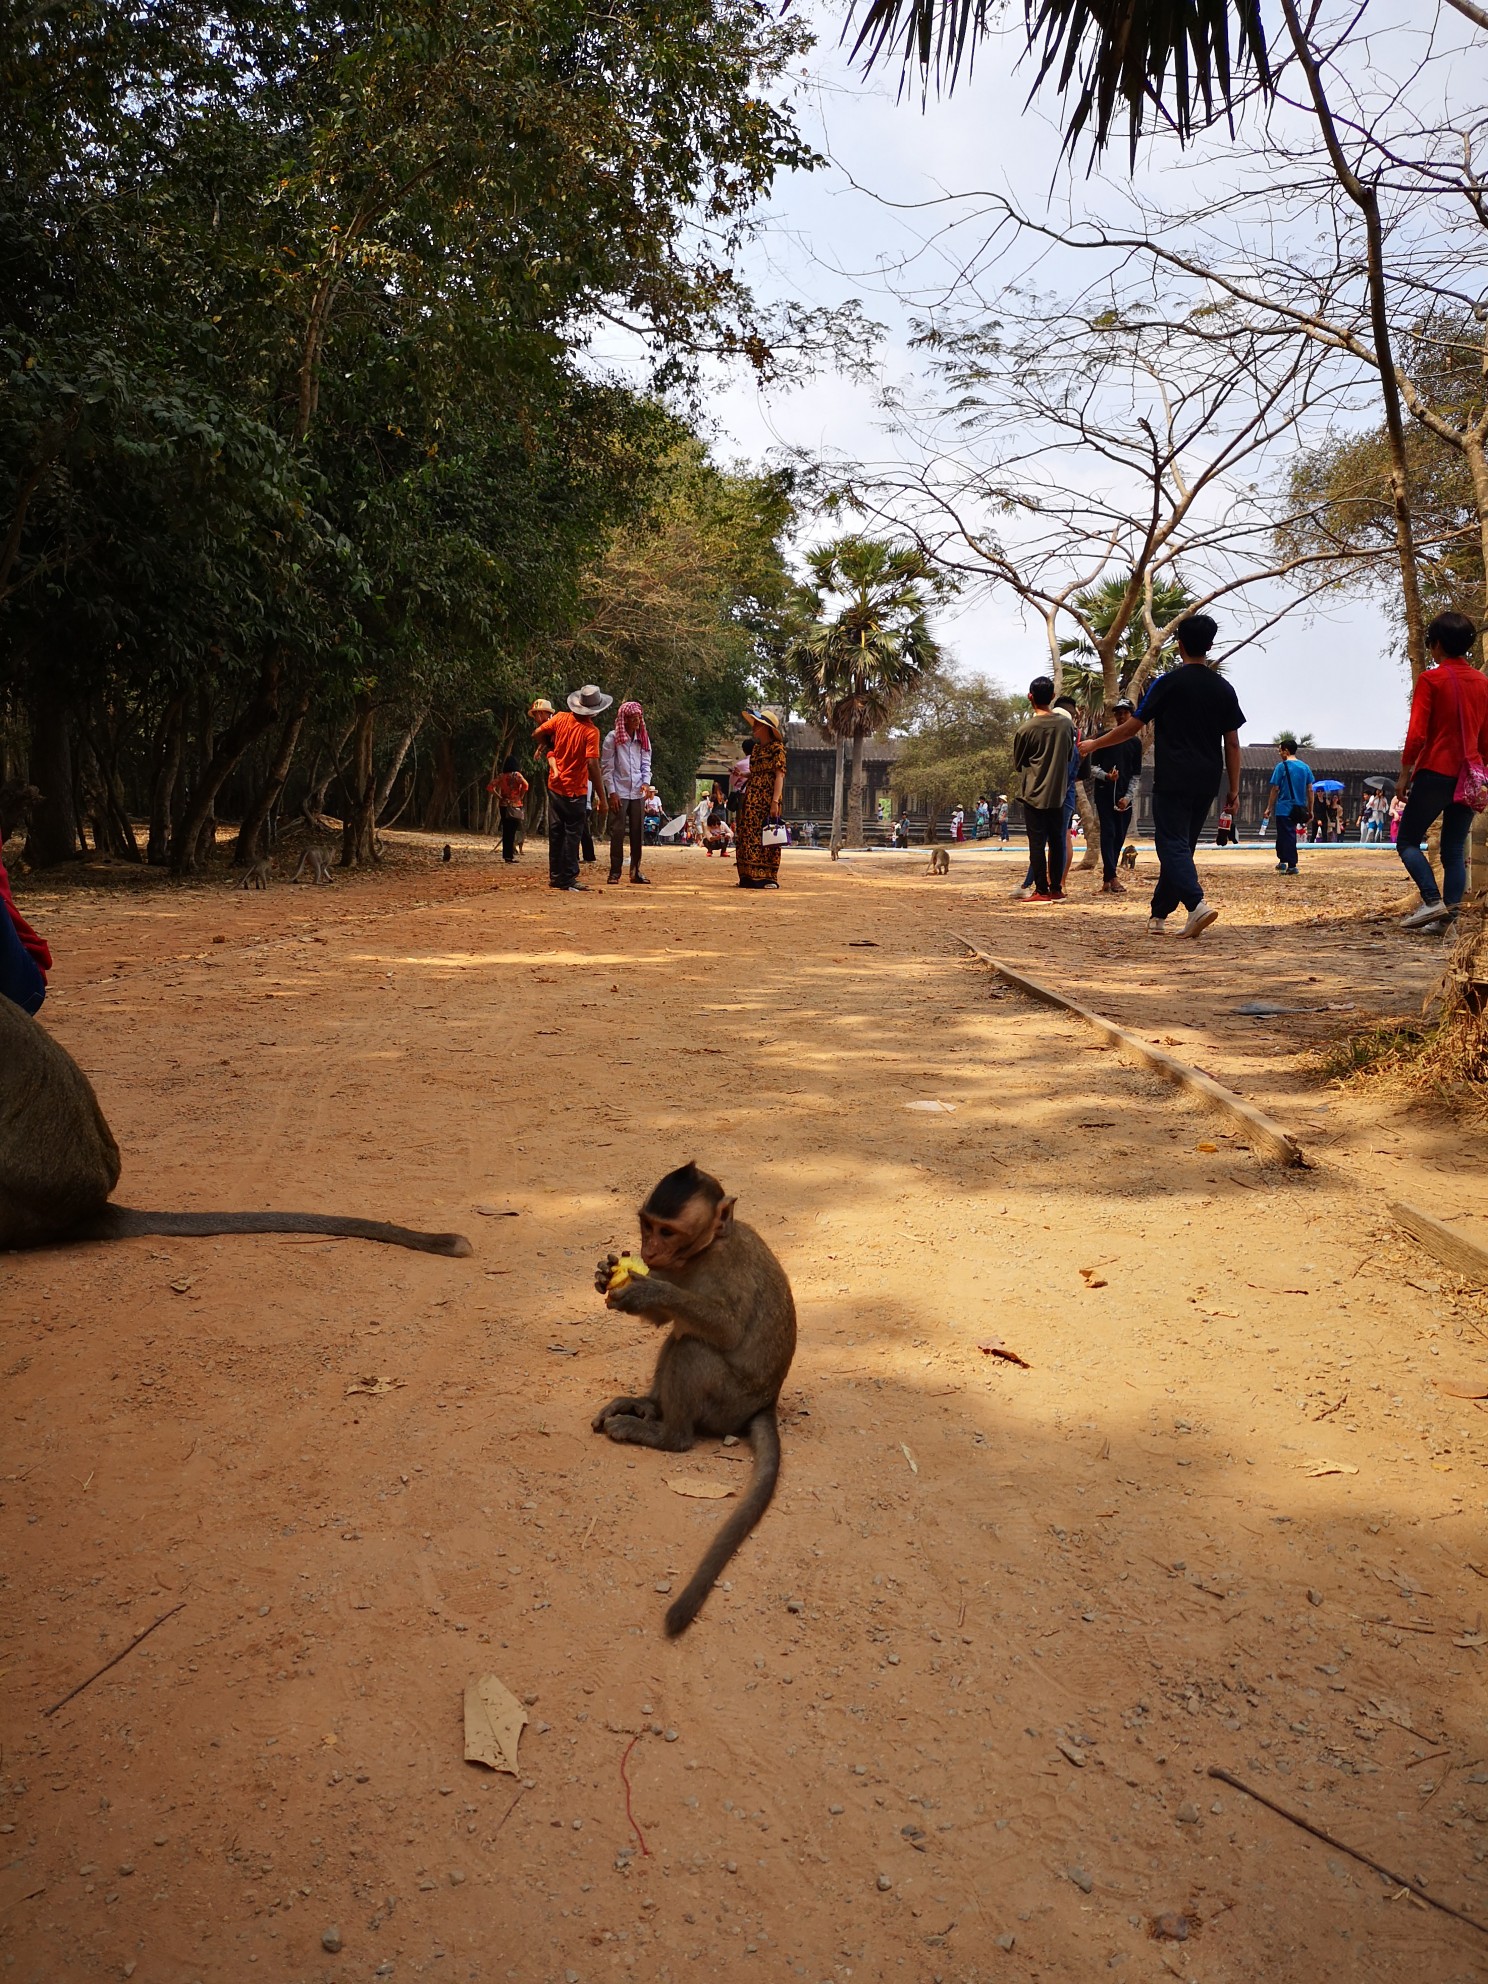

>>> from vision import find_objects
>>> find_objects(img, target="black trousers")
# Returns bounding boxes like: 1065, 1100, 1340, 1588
1023, 802, 1066, 895
581, 807, 596, 863
548, 788, 586, 886
500, 812, 521, 863
1093, 781, 1131, 881
608, 796, 645, 879
1150, 786, 1214, 918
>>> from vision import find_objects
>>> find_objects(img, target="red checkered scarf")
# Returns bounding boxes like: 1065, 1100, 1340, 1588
614, 700, 650, 753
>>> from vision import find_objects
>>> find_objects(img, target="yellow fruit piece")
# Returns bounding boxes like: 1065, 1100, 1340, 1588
606, 1254, 650, 1293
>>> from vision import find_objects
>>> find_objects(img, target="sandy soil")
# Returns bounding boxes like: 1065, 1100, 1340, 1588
2, 832, 1487, 1984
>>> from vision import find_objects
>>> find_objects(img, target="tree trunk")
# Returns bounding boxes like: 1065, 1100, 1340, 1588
1073, 778, 1099, 871
235, 687, 310, 864
24, 680, 81, 865
146, 699, 184, 865
828, 734, 847, 856
170, 657, 282, 874
425, 731, 459, 830
845, 730, 868, 849
375, 708, 425, 823
339, 693, 377, 867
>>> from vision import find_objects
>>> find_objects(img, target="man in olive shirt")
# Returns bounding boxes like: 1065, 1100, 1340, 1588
1078, 614, 1243, 938
1011, 676, 1075, 902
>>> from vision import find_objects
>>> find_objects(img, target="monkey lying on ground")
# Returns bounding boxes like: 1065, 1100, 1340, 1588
238, 858, 271, 890
0, 1000, 471, 1257
292, 846, 334, 885
926, 846, 949, 876
1118, 843, 1138, 873
594, 1162, 796, 1636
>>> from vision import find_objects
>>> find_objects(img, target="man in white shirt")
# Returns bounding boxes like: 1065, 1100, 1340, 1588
602, 700, 654, 886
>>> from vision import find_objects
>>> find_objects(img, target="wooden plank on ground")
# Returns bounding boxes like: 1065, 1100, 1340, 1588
952, 931, 1305, 1168
1391, 1201, 1488, 1285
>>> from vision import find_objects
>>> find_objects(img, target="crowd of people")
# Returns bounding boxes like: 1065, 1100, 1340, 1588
1002, 608, 1488, 936
521, 688, 789, 893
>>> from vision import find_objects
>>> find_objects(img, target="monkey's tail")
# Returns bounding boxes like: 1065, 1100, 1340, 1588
80, 1208, 473, 1258
664, 1407, 780, 1638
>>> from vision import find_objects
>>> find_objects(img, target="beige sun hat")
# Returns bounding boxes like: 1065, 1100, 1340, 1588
743, 705, 784, 740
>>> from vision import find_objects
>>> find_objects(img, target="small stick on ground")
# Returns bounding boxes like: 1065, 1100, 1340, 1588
492, 1784, 529, 1838
1209, 1765, 1488, 1938
44, 1602, 185, 1717
620, 1734, 651, 1857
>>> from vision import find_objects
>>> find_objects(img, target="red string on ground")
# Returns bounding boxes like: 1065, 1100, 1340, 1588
620, 1734, 651, 1857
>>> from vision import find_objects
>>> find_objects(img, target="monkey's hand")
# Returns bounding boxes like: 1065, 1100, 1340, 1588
605, 1271, 668, 1320
595, 1253, 620, 1297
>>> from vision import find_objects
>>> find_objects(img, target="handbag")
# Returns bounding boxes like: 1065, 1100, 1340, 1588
761, 821, 790, 847
1450, 671, 1488, 812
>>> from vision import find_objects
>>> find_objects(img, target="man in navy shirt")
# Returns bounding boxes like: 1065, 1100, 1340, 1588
1078, 614, 1244, 938
1260, 741, 1313, 877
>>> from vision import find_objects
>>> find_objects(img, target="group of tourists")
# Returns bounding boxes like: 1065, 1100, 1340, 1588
521, 688, 789, 893
1007, 608, 1488, 936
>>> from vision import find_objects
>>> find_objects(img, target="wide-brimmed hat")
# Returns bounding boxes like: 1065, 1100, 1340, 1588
743, 705, 784, 740
567, 684, 613, 717
527, 697, 554, 718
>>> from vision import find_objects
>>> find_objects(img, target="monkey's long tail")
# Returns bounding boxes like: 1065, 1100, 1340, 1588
75, 1208, 473, 1258
664, 1407, 780, 1638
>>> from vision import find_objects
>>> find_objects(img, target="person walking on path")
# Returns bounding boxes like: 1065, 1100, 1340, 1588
1079, 613, 1244, 938
735, 708, 787, 890
0, 831, 49, 1014
1011, 676, 1075, 903
494, 756, 529, 864
1089, 698, 1142, 891
534, 686, 610, 891
1396, 611, 1488, 930
602, 700, 653, 886
1260, 740, 1313, 877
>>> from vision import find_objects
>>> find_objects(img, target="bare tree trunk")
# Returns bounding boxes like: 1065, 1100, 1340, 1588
145, 699, 183, 865
375, 708, 425, 823
425, 731, 459, 830
1073, 777, 1099, 871
171, 657, 282, 874
845, 730, 868, 849
828, 734, 847, 857
339, 693, 377, 867
235, 688, 310, 864
24, 680, 81, 866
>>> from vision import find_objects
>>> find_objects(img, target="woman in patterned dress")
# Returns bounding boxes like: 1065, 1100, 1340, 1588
735, 707, 787, 889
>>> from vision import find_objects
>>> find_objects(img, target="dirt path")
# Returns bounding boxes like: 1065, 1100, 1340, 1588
3, 838, 1486, 1983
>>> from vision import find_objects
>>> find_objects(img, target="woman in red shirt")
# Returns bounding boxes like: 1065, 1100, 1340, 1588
1396, 612, 1488, 929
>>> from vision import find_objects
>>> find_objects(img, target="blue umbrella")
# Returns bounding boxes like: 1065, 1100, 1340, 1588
1314, 779, 1344, 793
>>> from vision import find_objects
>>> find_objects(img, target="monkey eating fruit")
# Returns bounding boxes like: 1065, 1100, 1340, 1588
593, 1162, 795, 1635
926, 846, 949, 876
0, 1000, 471, 1258
605, 1253, 649, 1292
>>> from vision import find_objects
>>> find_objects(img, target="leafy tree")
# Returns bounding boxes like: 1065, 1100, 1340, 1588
888, 667, 1019, 839
1272, 729, 1315, 752
788, 535, 947, 850
1056, 571, 1198, 715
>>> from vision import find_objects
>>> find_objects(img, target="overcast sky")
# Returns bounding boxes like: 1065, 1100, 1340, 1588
664, 1, 1488, 750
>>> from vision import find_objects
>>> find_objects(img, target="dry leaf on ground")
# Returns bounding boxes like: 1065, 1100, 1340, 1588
905, 1099, 956, 1114
977, 1340, 1030, 1368
345, 1374, 402, 1398
663, 1476, 735, 1500
1304, 1459, 1359, 1477
463, 1673, 528, 1775
901, 1443, 918, 1475
1435, 1380, 1488, 1401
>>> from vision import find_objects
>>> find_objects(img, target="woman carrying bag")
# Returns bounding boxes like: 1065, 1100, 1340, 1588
1396, 611, 1488, 930
735, 708, 788, 890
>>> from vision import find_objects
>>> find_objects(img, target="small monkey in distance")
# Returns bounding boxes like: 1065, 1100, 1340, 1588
238, 858, 271, 890
926, 846, 949, 875
594, 1162, 796, 1635
292, 847, 334, 885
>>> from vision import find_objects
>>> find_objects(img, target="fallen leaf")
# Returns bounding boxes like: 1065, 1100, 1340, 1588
472, 1205, 518, 1218
321, 1734, 338, 1748
463, 1673, 527, 1775
905, 1099, 956, 1114
345, 1374, 403, 1398
1304, 1459, 1359, 1477
1436, 1380, 1488, 1401
848, 939, 880, 947
977, 1340, 1030, 1368
1453, 1631, 1488, 1650
1055, 1738, 1086, 1768
901, 1443, 919, 1475
663, 1476, 735, 1501
1196, 1142, 1219, 1153
169, 1276, 193, 1294
1081, 1276, 1108, 1290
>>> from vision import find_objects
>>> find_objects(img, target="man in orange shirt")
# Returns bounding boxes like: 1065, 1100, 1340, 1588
1396, 612, 1488, 930
534, 686, 611, 891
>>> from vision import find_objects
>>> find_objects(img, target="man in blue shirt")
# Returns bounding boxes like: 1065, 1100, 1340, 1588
1260, 741, 1314, 877
1078, 614, 1244, 938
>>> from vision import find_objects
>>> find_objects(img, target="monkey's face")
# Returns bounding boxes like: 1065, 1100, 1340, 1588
638, 1192, 734, 1272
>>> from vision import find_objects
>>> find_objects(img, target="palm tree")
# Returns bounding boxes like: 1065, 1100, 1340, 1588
1058, 570, 1198, 707
789, 536, 945, 852
839, 0, 1272, 161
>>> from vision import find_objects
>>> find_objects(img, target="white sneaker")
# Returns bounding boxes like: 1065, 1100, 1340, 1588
1401, 898, 1449, 930
1180, 900, 1219, 939
1146, 916, 1169, 935
1014, 882, 1038, 900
